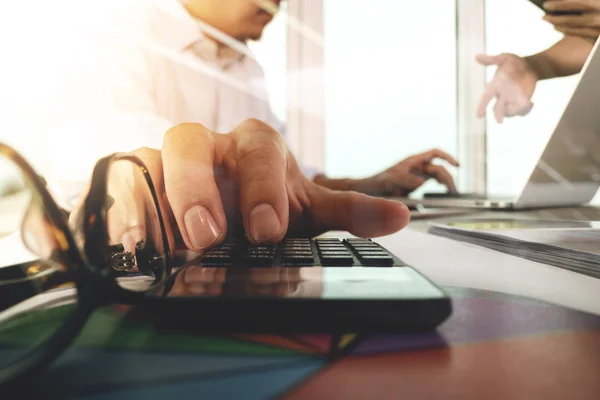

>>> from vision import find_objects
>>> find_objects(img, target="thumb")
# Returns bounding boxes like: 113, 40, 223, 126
476, 53, 506, 66
309, 186, 411, 238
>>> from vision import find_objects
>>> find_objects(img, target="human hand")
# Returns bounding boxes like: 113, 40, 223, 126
350, 149, 459, 197
543, 0, 600, 40
476, 53, 538, 123
102, 119, 411, 254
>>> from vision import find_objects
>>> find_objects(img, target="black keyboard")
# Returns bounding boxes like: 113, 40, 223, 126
199, 238, 406, 267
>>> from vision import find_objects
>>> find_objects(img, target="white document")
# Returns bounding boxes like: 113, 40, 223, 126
428, 221, 600, 278
376, 228, 600, 316
499, 229, 600, 255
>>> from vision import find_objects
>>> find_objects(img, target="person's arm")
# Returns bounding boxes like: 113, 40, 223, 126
314, 149, 458, 196
524, 35, 595, 80
312, 175, 355, 191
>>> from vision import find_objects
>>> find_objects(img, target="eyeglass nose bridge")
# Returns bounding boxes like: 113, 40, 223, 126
107, 239, 165, 279
108, 243, 135, 276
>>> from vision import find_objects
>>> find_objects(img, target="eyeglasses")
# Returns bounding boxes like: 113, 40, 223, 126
0, 143, 171, 386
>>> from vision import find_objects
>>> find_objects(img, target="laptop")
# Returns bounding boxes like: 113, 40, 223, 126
400, 37, 600, 210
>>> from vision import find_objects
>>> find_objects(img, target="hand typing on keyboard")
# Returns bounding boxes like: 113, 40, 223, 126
340, 149, 459, 197
166, 237, 401, 296
95, 119, 411, 255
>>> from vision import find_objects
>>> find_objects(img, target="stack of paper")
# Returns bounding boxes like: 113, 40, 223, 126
428, 219, 600, 279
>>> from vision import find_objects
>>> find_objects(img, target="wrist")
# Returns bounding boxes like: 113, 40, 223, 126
313, 175, 356, 192
523, 54, 554, 81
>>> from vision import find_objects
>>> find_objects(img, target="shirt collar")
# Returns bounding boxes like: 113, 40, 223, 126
151, 0, 249, 65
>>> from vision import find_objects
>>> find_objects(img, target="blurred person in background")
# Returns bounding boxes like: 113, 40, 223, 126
0, 0, 458, 208
477, 0, 600, 123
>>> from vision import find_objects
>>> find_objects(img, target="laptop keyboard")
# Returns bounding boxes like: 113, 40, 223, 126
199, 238, 405, 267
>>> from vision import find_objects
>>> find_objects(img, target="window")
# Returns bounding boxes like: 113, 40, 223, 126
249, 2, 288, 125
485, 0, 580, 197
323, 0, 458, 195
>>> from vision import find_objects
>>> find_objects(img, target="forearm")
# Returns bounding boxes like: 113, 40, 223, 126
524, 35, 594, 80
312, 175, 390, 196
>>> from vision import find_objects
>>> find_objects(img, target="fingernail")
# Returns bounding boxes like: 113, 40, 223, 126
184, 205, 220, 250
249, 203, 281, 242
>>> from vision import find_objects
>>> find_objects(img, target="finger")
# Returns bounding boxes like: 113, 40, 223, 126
231, 119, 289, 244
505, 100, 534, 117
544, 0, 597, 12
183, 265, 226, 284
477, 83, 497, 118
493, 98, 507, 123
162, 123, 227, 252
105, 159, 146, 253
424, 164, 457, 192
475, 53, 507, 66
130, 147, 177, 258
275, 282, 299, 296
309, 186, 411, 238
409, 148, 459, 167
543, 13, 597, 27
168, 269, 203, 297
249, 268, 281, 285
505, 102, 520, 118
517, 101, 534, 116
554, 25, 600, 39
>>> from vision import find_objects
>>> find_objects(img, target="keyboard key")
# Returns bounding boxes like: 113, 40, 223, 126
355, 251, 389, 257
246, 254, 273, 259
244, 256, 274, 267
318, 246, 348, 251
353, 247, 387, 252
249, 246, 277, 251
249, 252, 275, 258
320, 254, 354, 265
283, 251, 313, 257
204, 250, 230, 255
348, 243, 380, 248
351, 246, 381, 252
320, 251, 353, 257
282, 254, 314, 263
284, 246, 311, 251
358, 255, 394, 265
202, 254, 233, 263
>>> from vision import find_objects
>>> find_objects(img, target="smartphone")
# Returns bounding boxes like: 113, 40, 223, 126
140, 238, 452, 333
529, 0, 582, 15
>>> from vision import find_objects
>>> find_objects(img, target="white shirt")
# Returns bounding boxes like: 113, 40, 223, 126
3, 0, 317, 204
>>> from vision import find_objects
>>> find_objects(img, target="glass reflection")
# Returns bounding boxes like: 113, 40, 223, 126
152, 261, 426, 301
166, 265, 323, 298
